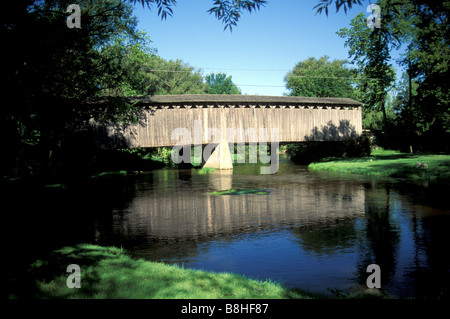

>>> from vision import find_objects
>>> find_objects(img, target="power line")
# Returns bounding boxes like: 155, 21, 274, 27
236, 84, 357, 89
147, 68, 380, 81
236, 84, 285, 88
287, 75, 380, 81
147, 69, 198, 73
199, 67, 288, 72
144, 67, 380, 91
197, 67, 379, 80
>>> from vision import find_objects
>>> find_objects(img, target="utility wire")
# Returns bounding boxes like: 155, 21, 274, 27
236, 84, 357, 89
146, 68, 380, 81
144, 66, 379, 90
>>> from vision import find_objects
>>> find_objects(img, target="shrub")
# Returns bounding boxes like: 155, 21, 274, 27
287, 135, 371, 164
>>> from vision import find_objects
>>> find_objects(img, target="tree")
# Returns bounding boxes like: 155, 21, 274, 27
98, 32, 160, 97
317, 0, 450, 150
151, 59, 208, 95
100, 35, 208, 96
284, 56, 357, 98
205, 73, 241, 94
337, 12, 396, 141
4, 0, 267, 179
385, 0, 450, 150
2, 0, 144, 179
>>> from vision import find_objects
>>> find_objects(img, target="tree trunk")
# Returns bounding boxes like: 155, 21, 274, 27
39, 126, 65, 181
381, 93, 389, 145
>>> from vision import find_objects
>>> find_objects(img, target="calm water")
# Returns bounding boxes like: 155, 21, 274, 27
7, 157, 450, 298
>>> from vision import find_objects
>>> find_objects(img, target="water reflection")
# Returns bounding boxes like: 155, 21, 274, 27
96, 167, 365, 247
291, 220, 359, 256
86, 161, 450, 298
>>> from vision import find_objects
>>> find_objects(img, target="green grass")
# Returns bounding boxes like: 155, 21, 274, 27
197, 167, 216, 174
308, 148, 450, 182
9, 244, 334, 299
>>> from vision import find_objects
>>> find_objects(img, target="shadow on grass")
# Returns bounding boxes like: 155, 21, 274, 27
372, 154, 417, 160
9, 244, 129, 299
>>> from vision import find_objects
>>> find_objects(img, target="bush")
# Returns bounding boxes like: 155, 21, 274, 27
342, 134, 371, 157
287, 135, 371, 164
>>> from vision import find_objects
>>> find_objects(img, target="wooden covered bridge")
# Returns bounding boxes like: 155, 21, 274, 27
92, 94, 362, 171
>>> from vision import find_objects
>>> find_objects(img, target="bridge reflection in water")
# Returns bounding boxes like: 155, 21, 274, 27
101, 167, 365, 250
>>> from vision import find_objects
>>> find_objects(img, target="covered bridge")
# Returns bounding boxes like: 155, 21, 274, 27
92, 94, 362, 171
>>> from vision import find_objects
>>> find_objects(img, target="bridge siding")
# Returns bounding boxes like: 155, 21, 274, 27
93, 107, 362, 148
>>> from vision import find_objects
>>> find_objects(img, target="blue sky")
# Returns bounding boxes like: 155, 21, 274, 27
132, 0, 394, 96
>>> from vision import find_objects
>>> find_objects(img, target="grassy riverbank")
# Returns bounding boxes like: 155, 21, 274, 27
308, 149, 450, 182
8, 244, 379, 299
8, 244, 311, 299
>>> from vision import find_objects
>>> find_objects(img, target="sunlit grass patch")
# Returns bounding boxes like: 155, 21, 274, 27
308, 149, 450, 182
197, 167, 216, 174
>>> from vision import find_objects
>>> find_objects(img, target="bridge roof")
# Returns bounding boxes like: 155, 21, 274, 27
130, 94, 362, 107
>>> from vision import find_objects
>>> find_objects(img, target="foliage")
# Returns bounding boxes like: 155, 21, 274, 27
284, 56, 357, 98
132, 0, 267, 31
337, 12, 396, 139
131, 0, 177, 20
100, 35, 208, 96
383, 0, 450, 151
319, 0, 449, 152
287, 135, 371, 165
314, 0, 363, 15
362, 89, 397, 132
98, 32, 159, 97
151, 147, 176, 166
205, 73, 241, 95
207, 0, 267, 31
2, 0, 143, 180
152, 58, 208, 95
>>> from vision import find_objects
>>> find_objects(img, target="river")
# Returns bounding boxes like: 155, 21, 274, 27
7, 156, 450, 298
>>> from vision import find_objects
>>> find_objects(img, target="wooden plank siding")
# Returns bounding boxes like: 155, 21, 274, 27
91, 95, 362, 149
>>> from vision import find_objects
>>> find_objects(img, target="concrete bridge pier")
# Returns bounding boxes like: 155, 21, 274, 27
203, 140, 233, 170
202, 112, 233, 170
